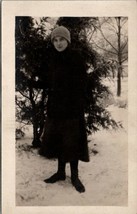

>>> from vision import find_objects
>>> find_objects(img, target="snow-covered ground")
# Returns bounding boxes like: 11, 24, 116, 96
16, 77, 128, 206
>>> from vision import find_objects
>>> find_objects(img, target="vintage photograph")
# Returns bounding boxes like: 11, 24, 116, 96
15, 16, 128, 206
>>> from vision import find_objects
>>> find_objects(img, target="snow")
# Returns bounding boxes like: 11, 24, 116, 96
16, 78, 128, 206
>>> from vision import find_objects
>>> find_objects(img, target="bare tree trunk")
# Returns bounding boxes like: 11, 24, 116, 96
117, 17, 122, 97
32, 115, 41, 148
117, 65, 122, 96
29, 86, 41, 147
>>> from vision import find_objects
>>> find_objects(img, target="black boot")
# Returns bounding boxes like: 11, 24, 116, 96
44, 159, 66, 183
70, 160, 85, 193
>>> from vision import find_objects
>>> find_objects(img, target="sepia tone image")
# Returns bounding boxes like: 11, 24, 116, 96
15, 16, 128, 206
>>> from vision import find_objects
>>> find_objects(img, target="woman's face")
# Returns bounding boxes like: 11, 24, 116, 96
53, 36, 68, 52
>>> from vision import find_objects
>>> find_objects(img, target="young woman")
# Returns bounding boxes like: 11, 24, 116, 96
35, 26, 89, 193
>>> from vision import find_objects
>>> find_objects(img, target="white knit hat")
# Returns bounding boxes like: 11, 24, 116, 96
51, 26, 71, 43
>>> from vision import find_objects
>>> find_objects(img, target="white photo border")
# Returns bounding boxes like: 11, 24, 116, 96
2, 1, 137, 214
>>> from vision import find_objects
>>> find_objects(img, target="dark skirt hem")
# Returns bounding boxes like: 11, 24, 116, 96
39, 117, 89, 163
39, 148, 90, 162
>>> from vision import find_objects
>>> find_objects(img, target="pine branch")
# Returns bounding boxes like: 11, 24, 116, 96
19, 121, 31, 127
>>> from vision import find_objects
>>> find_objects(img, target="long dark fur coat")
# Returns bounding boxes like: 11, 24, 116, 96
36, 47, 89, 162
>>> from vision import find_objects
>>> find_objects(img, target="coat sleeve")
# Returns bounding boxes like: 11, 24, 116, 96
74, 51, 88, 93
72, 51, 88, 111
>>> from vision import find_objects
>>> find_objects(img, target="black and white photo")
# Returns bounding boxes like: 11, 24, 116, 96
2, 1, 137, 214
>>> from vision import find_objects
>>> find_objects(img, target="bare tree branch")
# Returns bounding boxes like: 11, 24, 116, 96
34, 89, 42, 102
122, 51, 128, 55
115, 17, 119, 26
120, 18, 128, 27
18, 90, 30, 100
103, 18, 118, 33
121, 39, 128, 51
99, 28, 118, 52
87, 29, 96, 42
97, 20, 118, 53
18, 121, 31, 127
91, 41, 118, 55
29, 87, 35, 106
121, 57, 128, 63
16, 101, 24, 110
